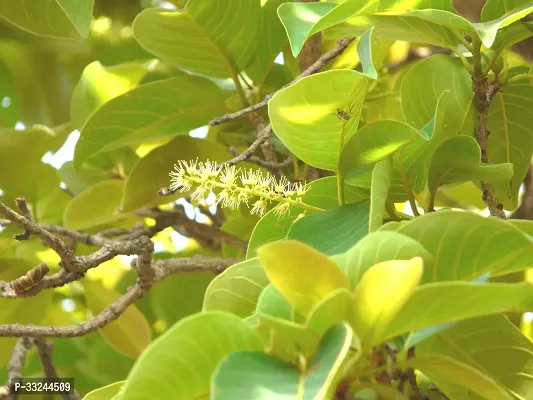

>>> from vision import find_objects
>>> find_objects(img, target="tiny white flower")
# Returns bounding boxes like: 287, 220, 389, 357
251, 199, 267, 216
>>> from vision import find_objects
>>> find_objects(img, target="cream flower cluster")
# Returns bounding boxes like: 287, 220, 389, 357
169, 160, 311, 217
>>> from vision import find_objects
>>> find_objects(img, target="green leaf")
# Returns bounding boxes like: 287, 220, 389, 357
84, 280, 151, 359
203, 258, 270, 318
82, 381, 125, 400
0, 258, 53, 367
269, 70, 371, 170
256, 284, 294, 321
71, 61, 148, 130
357, 27, 379, 79
306, 288, 352, 338
257, 240, 349, 316
245, 0, 290, 85
340, 120, 421, 181
353, 384, 410, 400
251, 313, 319, 363
58, 162, 107, 196
0, 127, 61, 204
487, 84, 533, 209
122, 311, 263, 400
121, 136, 229, 212
351, 257, 423, 347
401, 55, 472, 132
287, 201, 371, 256
477, 1, 533, 48
73, 75, 229, 168
369, 158, 392, 232
417, 314, 533, 399
336, 231, 433, 290
325, 11, 462, 51
0, 0, 93, 39
133, 2, 261, 78
428, 136, 514, 200
247, 176, 369, 259
150, 273, 214, 327
397, 355, 513, 400
63, 180, 131, 230
211, 323, 353, 400
387, 209, 533, 280
278, 0, 456, 57
277, 1, 337, 57
383, 281, 533, 342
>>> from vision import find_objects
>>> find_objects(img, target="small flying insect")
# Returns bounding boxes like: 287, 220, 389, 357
332, 102, 354, 121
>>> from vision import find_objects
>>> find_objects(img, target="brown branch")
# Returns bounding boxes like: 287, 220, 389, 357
223, 123, 274, 167
0, 337, 32, 399
13, 198, 34, 241
32, 338, 80, 400
0, 200, 78, 270
472, 76, 506, 218
0, 256, 238, 337
226, 152, 293, 172
137, 207, 248, 252
209, 38, 355, 126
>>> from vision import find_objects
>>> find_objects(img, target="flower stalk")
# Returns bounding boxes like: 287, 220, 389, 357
169, 160, 324, 217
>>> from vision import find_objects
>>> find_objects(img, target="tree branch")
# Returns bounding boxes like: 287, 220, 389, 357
0, 337, 32, 399
32, 338, 81, 400
209, 38, 355, 126
0, 256, 237, 337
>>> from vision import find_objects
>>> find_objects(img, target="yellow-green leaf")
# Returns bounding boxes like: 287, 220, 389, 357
351, 257, 423, 347
257, 240, 349, 316
84, 280, 151, 359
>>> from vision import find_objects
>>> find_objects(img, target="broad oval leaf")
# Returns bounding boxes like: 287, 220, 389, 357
269, 69, 371, 170
383, 281, 533, 343
245, 0, 290, 85
252, 313, 319, 363
0, 0, 93, 39
398, 355, 513, 400
73, 75, 229, 168
351, 257, 423, 347
84, 280, 151, 359
63, 180, 133, 230
390, 209, 533, 281
203, 258, 269, 318
212, 323, 353, 400
369, 157, 392, 232
122, 311, 263, 400
417, 314, 533, 399
71, 61, 148, 130
336, 231, 433, 290
257, 240, 349, 316
340, 120, 421, 181
82, 381, 125, 400
133, 2, 261, 78
306, 288, 352, 338
428, 136, 514, 201
0, 127, 62, 204
256, 283, 294, 321
287, 201, 371, 256
487, 84, 533, 209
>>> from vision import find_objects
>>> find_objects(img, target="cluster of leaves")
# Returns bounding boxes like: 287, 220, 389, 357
1, 0, 533, 399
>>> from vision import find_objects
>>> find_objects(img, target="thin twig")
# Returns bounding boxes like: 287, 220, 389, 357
0, 337, 32, 399
228, 148, 292, 172
0, 256, 237, 337
0, 201, 77, 270
209, 38, 355, 126
32, 338, 80, 400
13, 198, 34, 241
